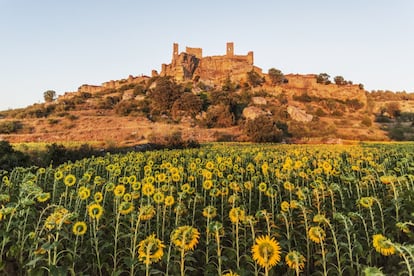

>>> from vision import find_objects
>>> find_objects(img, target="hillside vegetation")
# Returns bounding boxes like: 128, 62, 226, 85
1, 72, 414, 147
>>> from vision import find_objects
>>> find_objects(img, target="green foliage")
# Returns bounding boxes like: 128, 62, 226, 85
149, 77, 182, 114
334, 76, 346, 85
147, 131, 199, 149
0, 140, 29, 170
43, 90, 56, 103
171, 93, 203, 119
114, 100, 138, 116
243, 115, 287, 142
0, 120, 23, 134
268, 68, 286, 85
203, 104, 235, 128
316, 73, 331, 85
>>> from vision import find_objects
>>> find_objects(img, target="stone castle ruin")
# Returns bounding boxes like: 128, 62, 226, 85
159, 42, 262, 85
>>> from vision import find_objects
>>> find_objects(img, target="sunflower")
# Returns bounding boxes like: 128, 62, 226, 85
222, 270, 240, 276
258, 182, 267, 192
123, 193, 132, 202
280, 201, 290, 212
37, 192, 51, 203
114, 184, 126, 197
88, 203, 104, 220
94, 192, 103, 203
73, 221, 88, 236
54, 170, 64, 181
372, 234, 395, 256
309, 226, 326, 243
181, 183, 191, 193
202, 180, 213, 190
138, 234, 165, 265
244, 181, 253, 191
229, 207, 245, 224
64, 174, 77, 187
164, 195, 175, 207
379, 175, 397, 185
359, 197, 374, 208
171, 173, 181, 182
289, 200, 299, 209
283, 181, 295, 191
285, 250, 306, 271
78, 186, 91, 200
142, 183, 155, 197
139, 204, 156, 221
202, 205, 217, 219
119, 201, 134, 215
171, 225, 200, 251
132, 181, 141, 191
105, 182, 115, 192
251, 235, 281, 269
153, 191, 165, 204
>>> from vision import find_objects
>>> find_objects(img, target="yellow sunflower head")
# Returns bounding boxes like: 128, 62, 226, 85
309, 226, 326, 243
119, 201, 134, 215
142, 183, 155, 197
153, 191, 165, 204
138, 234, 165, 265
114, 184, 126, 197
202, 205, 217, 219
359, 197, 375, 208
229, 207, 245, 224
64, 174, 77, 187
251, 235, 281, 269
94, 192, 103, 203
285, 250, 306, 271
171, 225, 200, 251
372, 234, 395, 256
37, 192, 51, 203
78, 186, 91, 200
88, 203, 104, 220
138, 204, 156, 221
164, 195, 175, 207
72, 221, 88, 236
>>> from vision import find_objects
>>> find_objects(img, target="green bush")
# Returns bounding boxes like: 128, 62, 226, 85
0, 121, 23, 134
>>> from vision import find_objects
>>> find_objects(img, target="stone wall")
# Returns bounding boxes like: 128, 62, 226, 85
160, 42, 261, 84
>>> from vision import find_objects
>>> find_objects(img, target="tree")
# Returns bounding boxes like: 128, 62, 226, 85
334, 76, 346, 85
268, 68, 285, 85
43, 90, 56, 102
171, 92, 203, 119
316, 73, 331, 85
149, 77, 182, 114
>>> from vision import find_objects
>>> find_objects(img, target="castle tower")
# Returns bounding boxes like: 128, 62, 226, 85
173, 43, 179, 61
226, 42, 234, 57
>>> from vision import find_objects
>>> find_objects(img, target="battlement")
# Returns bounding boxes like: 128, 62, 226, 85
162, 42, 259, 83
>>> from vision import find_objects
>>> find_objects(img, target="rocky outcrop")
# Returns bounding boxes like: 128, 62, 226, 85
242, 106, 269, 120
287, 106, 313, 122
160, 42, 261, 84
252, 97, 267, 105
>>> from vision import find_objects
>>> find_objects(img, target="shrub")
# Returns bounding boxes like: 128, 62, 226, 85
243, 115, 287, 142
361, 115, 372, 127
0, 120, 23, 134
0, 140, 29, 170
203, 104, 235, 128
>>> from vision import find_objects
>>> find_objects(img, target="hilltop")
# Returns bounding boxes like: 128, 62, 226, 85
1, 42, 414, 147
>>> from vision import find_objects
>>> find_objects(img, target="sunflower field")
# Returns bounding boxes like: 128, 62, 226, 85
1, 143, 414, 275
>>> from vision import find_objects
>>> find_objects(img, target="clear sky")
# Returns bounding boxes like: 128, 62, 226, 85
1, 0, 413, 111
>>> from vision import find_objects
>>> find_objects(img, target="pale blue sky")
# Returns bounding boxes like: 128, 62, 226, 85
1, 0, 413, 110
